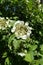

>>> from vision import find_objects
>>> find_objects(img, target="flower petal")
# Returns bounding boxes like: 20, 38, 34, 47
11, 27, 16, 32
14, 20, 24, 25
18, 53, 25, 57
25, 22, 29, 26
20, 35, 27, 39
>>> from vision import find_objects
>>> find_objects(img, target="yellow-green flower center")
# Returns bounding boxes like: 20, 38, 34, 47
15, 23, 28, 36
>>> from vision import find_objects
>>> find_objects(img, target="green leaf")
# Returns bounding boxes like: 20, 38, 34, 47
39, 58, 43, 65
13, 39, 21, 50
2, 52, 7, 58
40, 44, 43, 51
34, 60, 40, 65
34, 58, 43, 65
8, 34, 15, 44
5, 57, 11, 65
30, 45, 37, 51
40, 45, 43, 54
24, 51, 34, 62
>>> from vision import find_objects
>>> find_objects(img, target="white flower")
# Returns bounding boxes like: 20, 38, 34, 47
6, 17, 9, 19
14, 20, 24, 27
20, 35, 27, 39
0, 17, 4, 19
0, 17, 14, 30
18, 52, 25, 57
25, 22, 29, 26
11, 20, 32, 39
6, 19, 13, 27
6, 22, 11, 27
27, 31, 31, 36
11, 26, 16, 32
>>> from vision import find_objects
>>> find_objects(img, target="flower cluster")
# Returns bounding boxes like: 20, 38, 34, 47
0, 17, 7, 30
11, 20, 32, 39
0, 17, 14, 30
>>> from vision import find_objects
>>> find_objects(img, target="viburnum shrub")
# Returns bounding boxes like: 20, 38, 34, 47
0, 0, 43, 65
0, 17, 33, 65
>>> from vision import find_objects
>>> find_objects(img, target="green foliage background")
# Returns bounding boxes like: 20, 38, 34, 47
0, 0, 43, 65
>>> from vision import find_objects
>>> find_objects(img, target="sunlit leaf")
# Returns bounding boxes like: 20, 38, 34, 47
5, 57, 11, 65
24, 51, 34, 62
2, 52, 7, 58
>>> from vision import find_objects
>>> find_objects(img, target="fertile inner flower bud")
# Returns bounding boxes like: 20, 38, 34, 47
15, 24, 28, 36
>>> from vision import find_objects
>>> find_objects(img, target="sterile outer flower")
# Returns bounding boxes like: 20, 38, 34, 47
20, 35, 27, 39
14, 20, 24, 25
27, 31, 31, 36
18, 52, 26, 57
11, 26, 16, 32
0, 17, 4, 19
11, 20, 32, 39
25, 22, 29, 26
6, 19, 14, 27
